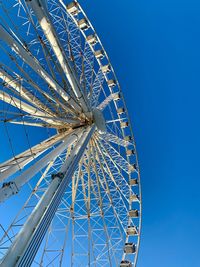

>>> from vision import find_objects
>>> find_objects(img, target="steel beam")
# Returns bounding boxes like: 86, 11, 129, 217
28, 0, 89, 114
0, 68, 53, 116
97, 93, 120, 111
0, 109, 81, 126
0, 173, 62, 267
0, 25, 81, 112
0, 90, 60, 126
98, 132, 132, 147
0, 126, 94, 267
0, 128, 84, 202
0, 132, 70, 183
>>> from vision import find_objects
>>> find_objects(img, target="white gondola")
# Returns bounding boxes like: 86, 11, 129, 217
124, 243, 136, 254
124, 135, 131, 141
128, 165, 136, 172
129, 178, 138, 186
117, 107, 125, 115
94, 49, 104, 59
66, 2, 79, 15
86, 34, 97, 45
120, 121, 129, 128
107, 79, 116, 87
129, 209, 139, 218
113, 92, 121, 101
120, 260, 132, 267
126, 149, 135, 156
127, 226, 138, 236
129, 163, 137, 172
101, 64, 111, 73
78, 18, 89, 30
130, 194, 139, 202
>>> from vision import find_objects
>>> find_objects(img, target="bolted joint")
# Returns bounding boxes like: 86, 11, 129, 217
0, 181, 19, 203
2, 181, 18, 194
51, 172, 64, 180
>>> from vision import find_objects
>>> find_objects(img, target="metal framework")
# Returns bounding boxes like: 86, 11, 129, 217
0, 1, 141, 267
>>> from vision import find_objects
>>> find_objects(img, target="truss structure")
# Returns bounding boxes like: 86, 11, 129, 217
0, 1, 141, 266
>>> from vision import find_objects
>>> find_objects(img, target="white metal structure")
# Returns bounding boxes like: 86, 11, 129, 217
0, 1, 141, 266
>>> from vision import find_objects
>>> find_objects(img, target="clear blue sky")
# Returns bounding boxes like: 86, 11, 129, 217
79, 0, 200, 266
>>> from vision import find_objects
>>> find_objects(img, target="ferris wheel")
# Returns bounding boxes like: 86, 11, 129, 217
0, 1, 141, 266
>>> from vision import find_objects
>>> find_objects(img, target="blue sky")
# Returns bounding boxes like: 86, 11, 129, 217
79, 0, 200, 266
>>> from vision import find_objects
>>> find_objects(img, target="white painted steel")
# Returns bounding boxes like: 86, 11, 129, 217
0, 1, 141, 266
28, 0, 89, 114
97, 92, 120, 111
0, 128, 83, 202
0, 90, 59, 125
0, 126, 94, 267
0, 68, 53, 115
99, 132, 132, 147
0, 132, 69, 182
0, 174, 62, 267
59, 126, 95, 174
0, 25, 81, 112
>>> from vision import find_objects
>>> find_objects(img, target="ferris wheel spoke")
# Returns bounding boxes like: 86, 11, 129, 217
70, 147, 98, 265
94, 139, 140, 262
2, 2, 77, 116
93, 143, 130, 231
5, 120, 55, 128
71, 158, 84, 208
0, 24, 82, 113
0, 90, 65, 127
98, 132, 133, 147
96, 137, 136, 175
106, 118, 125, 124
0, 132, 70, 184
80, 42, 95, 99
5, 115, 82, 127
95, 139, 138, 204
0, 68, 55, 116
59, 2, 87, 85
96, 92, 120, 111
94, 150, 134, 263
0, 129, 83, 203
0, 92, 82, 127
90, 183, 114, 266
59, 10, 80, 79
89, 68, 105, 108
37, 33, 70, 90
1, 110, 81, 128
80, 146, 93, 265
94, 158, 132, 232
27, 0, 89, 114
0, 56, 76, 117
91, 144, 120, 266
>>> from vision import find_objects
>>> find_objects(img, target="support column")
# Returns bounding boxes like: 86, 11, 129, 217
0, 126, 95, 267
0, 132, 72, 183
0, 128, 83, 203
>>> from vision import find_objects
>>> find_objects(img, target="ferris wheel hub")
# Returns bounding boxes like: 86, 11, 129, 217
92, 109, 106, 133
